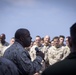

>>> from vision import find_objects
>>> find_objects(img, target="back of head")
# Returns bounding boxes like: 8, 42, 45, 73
70, 23, 76, 46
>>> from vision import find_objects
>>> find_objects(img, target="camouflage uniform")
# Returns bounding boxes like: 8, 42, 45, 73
29, 45, 45, 74
0, 42, 8, 57
41, 45, 50, 68
41, 45, 50, 61
3, 42, 43, 75
0, 41, 9, 57
29, 45, 37, 61
62, 46, 71, 59
48, 46, 65, 65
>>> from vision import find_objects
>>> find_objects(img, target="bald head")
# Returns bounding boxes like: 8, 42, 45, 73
44, 35, 50, 45
44, 35, 50, 41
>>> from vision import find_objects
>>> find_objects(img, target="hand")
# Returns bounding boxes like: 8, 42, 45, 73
36, 51, 44, 60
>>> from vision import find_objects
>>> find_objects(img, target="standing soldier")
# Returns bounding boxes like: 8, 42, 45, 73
48, 36, 64, 65
29, 36, 45, 75
62, 36, 71, 59
0, 34, 9, 57
41, 35, 51, 68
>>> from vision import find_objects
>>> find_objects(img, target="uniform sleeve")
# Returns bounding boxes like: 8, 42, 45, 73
29, 46, 36, 61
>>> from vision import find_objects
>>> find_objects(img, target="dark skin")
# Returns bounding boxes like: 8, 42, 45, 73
15, 28, 44, 59
0, 34, 6, 45
15, 28, 32, 48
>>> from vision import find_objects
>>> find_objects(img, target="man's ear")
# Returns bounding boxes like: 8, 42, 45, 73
20, 36, 24, 41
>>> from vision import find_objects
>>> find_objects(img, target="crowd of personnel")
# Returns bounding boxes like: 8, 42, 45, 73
0, 31, 71, 75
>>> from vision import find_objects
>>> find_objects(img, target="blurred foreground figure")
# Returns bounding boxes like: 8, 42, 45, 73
3, 28, 44, 75
0, 57, 19, 75
42, 23, 76, 75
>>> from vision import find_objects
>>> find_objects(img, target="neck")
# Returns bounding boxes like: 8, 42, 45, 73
15, 39, 24, 47
1, 41, 5, 45
44, 43, 49, 46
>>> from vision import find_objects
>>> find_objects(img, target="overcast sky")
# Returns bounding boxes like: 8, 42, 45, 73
0, 0, 76, 42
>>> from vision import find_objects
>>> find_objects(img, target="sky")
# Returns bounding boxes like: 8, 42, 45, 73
0, 0, 76, 42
